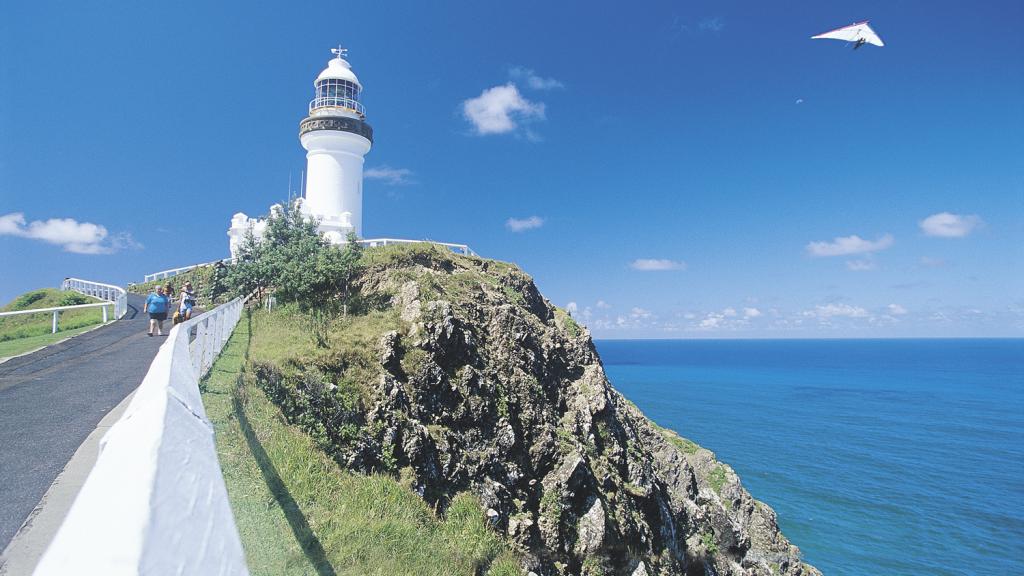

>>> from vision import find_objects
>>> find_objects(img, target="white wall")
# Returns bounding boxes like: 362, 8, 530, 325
300, 130, 370, 237
34, 300, 249, 576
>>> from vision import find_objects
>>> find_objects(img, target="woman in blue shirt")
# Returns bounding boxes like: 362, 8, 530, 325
144, 285, 170, 336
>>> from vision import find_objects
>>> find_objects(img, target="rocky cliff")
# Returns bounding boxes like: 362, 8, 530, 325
251, 245, 821, 576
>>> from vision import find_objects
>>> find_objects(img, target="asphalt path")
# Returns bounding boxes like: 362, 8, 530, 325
0, 294, 164, 549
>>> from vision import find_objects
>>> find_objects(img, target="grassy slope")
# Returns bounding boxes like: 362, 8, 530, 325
202, 310, 521, 576
0, 288, 106, 343
0, 325, 102, 360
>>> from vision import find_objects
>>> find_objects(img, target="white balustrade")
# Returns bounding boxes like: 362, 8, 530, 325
143, 259, 231, 283
358, 237, 477, 256
61, 277, 128, 321
34, 293, 254, 576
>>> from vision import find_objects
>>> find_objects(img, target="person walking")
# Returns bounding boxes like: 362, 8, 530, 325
164, 282, 175, 305
179, 281, 197, 321
144, 285, 170, 336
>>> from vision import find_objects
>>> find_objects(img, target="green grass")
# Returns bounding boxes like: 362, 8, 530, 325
646, 419, 701, 455
0, 288, 107, 343
708, 466, 728, 495
659, 429, 699, 455
202, 312, 521, 575
701, 531, 719, 555
0, 325, 100, 360
554, 308, 581, 338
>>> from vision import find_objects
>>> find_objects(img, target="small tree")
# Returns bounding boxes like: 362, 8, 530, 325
223, 203, 363, 330
225, 229, 268, 298
206, 261, 231, 304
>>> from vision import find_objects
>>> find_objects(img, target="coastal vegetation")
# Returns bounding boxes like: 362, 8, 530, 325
200, 211, 819, 575
202, 310, 519, 575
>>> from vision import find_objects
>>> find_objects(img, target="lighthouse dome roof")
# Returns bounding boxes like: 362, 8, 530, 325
316, 57, 361, 88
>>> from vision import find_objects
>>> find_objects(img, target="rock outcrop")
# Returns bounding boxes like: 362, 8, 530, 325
252, 245, 821, 576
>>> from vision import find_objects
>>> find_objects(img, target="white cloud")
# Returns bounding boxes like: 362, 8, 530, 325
699, 316, 722, 329
630, 258, 687, 271
505, 215, 544, 232
630, 307, 652, 319
364, 165, 414, 185
0, 212, 141, 254
806, 234, 894, 257
920, 256, 946, 268
509, 67, 564, 91
596, 300, 611, 309
887, 304, 908, 316
463, 83, 545, 135
919, 212, 983, 238
693, 305, 759, 330
795, 98, 804, 105
565, 301, 578, 316
846, 258, 876, 271
803, 303, 870, 319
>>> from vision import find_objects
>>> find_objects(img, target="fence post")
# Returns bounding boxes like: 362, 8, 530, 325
52, 311, 59, 334
102, 305, 108, 323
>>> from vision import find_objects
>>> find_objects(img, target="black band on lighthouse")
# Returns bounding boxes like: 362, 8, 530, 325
299, 116, 374, 143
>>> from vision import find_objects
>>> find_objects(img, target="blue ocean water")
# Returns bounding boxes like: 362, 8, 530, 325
595, 339, 1024, 576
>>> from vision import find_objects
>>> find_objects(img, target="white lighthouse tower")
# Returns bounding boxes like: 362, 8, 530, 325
299, 46, 373, 242
227, 47, 373, 257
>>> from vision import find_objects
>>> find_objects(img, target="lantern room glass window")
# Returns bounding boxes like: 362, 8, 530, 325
311, 79, 365, 117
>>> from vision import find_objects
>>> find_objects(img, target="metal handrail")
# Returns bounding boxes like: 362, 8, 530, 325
182, 290, 257, 379
62, 277, 128, 320
0, 302, 116, 334
309, 96, 365, 117
143, 259, 229, 283
0, 278, 128, 334
358, 238, 477, 257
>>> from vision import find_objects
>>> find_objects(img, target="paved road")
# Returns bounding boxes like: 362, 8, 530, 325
0, 294, 164, 549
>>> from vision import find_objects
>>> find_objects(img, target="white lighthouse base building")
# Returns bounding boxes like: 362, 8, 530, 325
228, 197, 357, 259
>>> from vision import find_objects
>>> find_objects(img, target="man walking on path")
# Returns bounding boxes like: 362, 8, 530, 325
143, 286, 169, 336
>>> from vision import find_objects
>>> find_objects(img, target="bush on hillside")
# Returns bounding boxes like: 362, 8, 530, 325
226, 204, 363, 312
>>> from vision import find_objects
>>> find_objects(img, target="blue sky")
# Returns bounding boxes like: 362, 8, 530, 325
1, 1, 1021, 337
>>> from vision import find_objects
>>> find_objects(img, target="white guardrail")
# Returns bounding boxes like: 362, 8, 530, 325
143, 260, 229, 283
63, 277, 128, 320
34, 294, 253, 576
359, 237, 476, 256
0, 279, 127, 333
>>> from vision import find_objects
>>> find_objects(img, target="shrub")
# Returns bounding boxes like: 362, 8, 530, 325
225, 204, 362, 311
708, 465, 727, 494
13, 290, 47, 309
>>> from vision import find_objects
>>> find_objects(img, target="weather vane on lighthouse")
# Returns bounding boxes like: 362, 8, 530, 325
331, 45, 348, 59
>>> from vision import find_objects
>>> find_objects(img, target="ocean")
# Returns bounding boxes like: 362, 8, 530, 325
594, 339, 1024, 576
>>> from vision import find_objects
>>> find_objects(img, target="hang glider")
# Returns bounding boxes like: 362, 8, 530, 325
812, 21, 884, 49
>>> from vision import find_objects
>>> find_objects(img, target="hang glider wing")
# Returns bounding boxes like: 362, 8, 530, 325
812, 21, 884, 47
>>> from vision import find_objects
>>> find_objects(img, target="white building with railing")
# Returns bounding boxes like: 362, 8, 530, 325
228, 47, 373, 258
226, 47, 475, 263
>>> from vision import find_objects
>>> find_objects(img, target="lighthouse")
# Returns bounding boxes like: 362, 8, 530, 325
228, 47, 373, 257
299, 47, 373, 242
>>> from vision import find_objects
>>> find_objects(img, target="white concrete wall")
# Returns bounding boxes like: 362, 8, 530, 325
34, 300, 249, 576
300, 130, 370, 237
